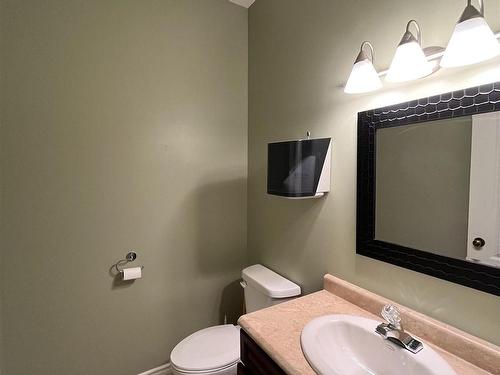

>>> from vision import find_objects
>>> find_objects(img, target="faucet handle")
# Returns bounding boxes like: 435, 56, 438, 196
381, 304, 402, 329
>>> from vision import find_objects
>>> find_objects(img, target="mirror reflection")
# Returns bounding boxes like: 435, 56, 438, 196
375, 113, 500, 268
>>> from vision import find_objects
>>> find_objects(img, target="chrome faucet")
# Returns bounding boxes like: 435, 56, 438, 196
375, 304, 423, 353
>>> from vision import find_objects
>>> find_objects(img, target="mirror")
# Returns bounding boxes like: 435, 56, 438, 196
375, 114, 500, 268
357, 82, 500, 296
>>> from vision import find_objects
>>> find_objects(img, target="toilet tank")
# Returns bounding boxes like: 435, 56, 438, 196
241, 264, 301, 313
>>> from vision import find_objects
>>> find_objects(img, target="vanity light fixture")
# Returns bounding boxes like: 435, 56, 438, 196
386, 20, 433, 83
344, 41, 382, 94
440, 0, 500, 68
344, 1, 500, 94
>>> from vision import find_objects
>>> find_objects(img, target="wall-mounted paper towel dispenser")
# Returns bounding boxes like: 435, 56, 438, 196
267, 137, 331, 198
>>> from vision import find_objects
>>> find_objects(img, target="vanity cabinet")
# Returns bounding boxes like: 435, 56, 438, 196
238, 329, 286, 375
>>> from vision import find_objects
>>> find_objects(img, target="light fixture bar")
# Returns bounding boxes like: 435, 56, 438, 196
375, 31, 500, 78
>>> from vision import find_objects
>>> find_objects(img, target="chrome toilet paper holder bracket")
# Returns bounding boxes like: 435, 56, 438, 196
113, 251, 144, 274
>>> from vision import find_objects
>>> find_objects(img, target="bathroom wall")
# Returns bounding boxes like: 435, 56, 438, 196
0, 1, 4, 371
248, 0, 500, 345
0, 1, 247, 374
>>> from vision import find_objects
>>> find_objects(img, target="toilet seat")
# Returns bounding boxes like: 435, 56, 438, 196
170, 325, 240, 374
172, 361, 238, 375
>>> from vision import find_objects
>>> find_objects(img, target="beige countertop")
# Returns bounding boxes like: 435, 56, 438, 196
238, 275, 500, 375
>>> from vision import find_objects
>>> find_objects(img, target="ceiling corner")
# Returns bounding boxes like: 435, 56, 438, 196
228, 0, 255, 9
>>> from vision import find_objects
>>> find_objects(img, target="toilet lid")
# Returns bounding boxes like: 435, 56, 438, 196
170, 325, 240, 372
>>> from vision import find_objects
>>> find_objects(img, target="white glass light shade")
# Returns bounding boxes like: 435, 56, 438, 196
440, 17, 500, 68
344, 59, 382, 94
386, 41, 433, 82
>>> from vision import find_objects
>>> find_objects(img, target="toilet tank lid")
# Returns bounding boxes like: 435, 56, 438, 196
242, 264, 301, 298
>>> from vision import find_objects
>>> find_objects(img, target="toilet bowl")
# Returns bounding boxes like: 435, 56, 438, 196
171, 325, 240, 375
170, 264, 301, 375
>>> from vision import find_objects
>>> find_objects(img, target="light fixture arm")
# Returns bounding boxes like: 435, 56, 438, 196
406, 20, 421, 45
359, 41, 375, 63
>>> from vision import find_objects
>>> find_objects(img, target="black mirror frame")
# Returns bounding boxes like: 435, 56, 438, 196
356, 81, 500, 296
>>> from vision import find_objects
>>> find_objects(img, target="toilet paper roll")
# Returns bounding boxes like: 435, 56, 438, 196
122, 267, 142, 280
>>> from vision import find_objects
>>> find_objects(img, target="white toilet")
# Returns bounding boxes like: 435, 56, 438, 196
170, 264, 301, 375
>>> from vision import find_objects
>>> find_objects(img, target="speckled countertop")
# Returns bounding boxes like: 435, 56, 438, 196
238, 275, 500, 375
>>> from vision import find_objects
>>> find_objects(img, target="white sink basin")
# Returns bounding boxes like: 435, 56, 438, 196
301, 314, 457, 375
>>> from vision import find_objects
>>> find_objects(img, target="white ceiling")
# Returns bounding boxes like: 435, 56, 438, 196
229, 0, 255, 8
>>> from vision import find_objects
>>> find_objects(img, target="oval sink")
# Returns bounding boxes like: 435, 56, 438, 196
301, 314, 457, 375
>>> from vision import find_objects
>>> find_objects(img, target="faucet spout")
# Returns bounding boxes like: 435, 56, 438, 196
376, 305, 423, 354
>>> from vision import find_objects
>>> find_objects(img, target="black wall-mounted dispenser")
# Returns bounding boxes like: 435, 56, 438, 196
267, 137, 331, 198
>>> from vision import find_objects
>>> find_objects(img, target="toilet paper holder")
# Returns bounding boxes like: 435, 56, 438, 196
113, 251, 144, 274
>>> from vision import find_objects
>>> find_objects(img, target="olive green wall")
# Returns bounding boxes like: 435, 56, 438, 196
0, 1, 4, 371
248, 0, 500, 345
0, 1, 247, 374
